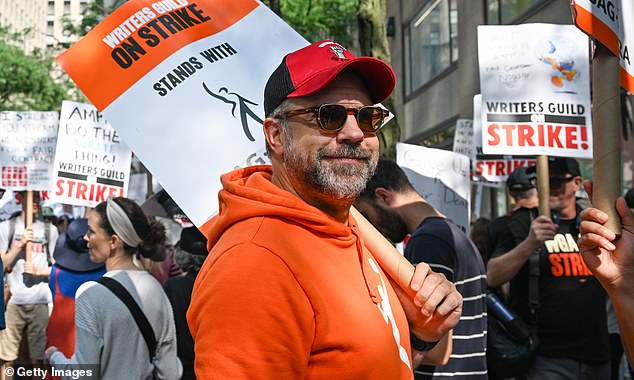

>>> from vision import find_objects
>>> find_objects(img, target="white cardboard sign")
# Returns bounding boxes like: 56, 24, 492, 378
396, 142, 470, 234
478, 24, 592, 158
50, 101, 132, 207
0, 111, 59, 191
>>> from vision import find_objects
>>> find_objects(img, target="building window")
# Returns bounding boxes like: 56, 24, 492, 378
48, 0, 55, 15
404, 0, 458, 96
47, 20, 54, 36
487, 0, 545, 24
64, 0, 71, 15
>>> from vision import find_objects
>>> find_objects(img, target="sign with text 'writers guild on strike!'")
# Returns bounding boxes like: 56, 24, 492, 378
0, 111, 59, 191
50, 101, 132, 207
478, 24, 592, 159
57, 0, 308, 227
397, 143, 471, 234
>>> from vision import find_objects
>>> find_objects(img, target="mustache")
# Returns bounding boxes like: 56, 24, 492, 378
318, 143, 372, 159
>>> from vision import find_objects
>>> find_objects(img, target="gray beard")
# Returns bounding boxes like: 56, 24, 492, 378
284, 139, 377, 200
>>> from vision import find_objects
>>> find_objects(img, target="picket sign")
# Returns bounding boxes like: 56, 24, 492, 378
57, 0, 308, 226
397, 143, 471, 234
50, 101, 132, 207
571, 0, 633, 93
477, 24, 592, 159
0, 111, 58, 191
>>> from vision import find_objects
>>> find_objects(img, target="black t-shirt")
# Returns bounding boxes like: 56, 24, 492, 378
405, 217, 488, 379
491, 208, 608, 362
486, 213, 512, 263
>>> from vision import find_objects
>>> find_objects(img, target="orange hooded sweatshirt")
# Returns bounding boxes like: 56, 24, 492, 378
187, 165, 414, 380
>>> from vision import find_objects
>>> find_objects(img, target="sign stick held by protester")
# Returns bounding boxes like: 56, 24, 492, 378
591, 43, 622, 233
536, 155, 550, 217
25, 190, 33, 264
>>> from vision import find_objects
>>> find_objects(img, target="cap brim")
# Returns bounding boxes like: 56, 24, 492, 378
287, 57, 395, 104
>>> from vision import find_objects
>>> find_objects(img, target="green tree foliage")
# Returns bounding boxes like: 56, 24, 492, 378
358, 0, 398, 159
0, 27, 68, 111
62, 0, 128, 39
280, 0, 358, 46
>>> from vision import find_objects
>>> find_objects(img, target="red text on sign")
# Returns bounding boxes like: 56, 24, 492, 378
487, 123, 589, 150
474, 159, 536, 177
55, 179, 124, 202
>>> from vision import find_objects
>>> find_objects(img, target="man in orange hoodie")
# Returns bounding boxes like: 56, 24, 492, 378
187, 40, 463, 379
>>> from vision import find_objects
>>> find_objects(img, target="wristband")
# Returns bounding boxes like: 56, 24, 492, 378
410, 333, 439, 351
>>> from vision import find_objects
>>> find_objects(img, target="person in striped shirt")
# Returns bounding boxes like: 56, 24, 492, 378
355, 159, 488, 379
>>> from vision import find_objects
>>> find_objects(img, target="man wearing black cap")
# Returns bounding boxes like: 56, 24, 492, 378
486, 166, 539, 263
188, 40, 462, 379
487, 157, 609, 379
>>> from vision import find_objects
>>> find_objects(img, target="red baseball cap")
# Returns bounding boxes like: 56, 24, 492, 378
264, 40, 396, 116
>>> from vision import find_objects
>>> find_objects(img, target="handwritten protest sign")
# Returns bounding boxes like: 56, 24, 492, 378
478, 24, 592, 158
571, 0, 633, 92
452, 119, 475, 160
0, 112, 58, 190
57, 0, 307, 226
472, 95, 536, 185
397, 142, 470, 233
50, 101, 132, 207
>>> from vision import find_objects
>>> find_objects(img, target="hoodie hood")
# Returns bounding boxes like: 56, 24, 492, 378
206, 165, 358, 250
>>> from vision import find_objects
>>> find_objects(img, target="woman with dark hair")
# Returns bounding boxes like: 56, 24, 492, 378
46, 197, 182, 380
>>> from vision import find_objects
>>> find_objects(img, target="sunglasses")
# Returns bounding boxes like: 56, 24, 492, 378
276, 104, 390, 133
530, 176, 576, 189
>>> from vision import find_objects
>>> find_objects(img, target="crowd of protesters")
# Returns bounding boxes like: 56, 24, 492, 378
1, 40, 634, 380
0, 192, 198, 380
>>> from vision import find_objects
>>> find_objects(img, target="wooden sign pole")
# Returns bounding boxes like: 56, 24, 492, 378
351, 207, 415, 296
591, 42, 622, 233
25, 190, 33, 264
536, 155, 550, 217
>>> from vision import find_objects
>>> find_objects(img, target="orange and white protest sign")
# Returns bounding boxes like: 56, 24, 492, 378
571, 0, 633, 93
57, 0, 307, 226
478, 24, 592, 158
50, 101, 132, 207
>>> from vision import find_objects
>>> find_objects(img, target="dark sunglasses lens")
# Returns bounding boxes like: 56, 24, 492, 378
549, 177, 572, 188
319, 105, 348, 131
358, 107, 383, 132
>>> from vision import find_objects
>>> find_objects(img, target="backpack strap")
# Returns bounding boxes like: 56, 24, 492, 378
95, 277, 157, 361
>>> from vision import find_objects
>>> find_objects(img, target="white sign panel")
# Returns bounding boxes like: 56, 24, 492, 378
0, 111, 58, 190
396, 142, 470, 234
50, 101, 132, 207
478, 24, 592, 158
